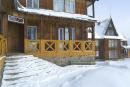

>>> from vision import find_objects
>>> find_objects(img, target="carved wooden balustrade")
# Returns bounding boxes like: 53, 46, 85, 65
25, 39, 96, 57
0, 35, 7, 56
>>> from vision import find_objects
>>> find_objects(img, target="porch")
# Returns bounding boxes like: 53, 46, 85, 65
23, 14, 96, 58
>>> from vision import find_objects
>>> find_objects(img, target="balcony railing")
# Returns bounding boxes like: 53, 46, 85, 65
0, 35, 6, 72
25, 39, 96, 57
0, 35, 7, 56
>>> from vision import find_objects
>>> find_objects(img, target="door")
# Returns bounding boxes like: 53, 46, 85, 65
58, 27, 70, 40
8, 22, 24, 53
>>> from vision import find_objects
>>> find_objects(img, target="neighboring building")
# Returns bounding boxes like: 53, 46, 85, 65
0, 0, 98, 65
95, 17, 127, 60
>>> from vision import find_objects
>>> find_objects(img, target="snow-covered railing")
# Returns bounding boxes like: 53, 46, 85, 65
15, 0, 97, 22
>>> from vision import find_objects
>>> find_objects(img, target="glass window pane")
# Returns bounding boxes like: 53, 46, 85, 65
65, 28, 69, 40
27, 0, 33, 8
33, 0, 39, 8
53, 0, 64, 11
27, 26, 37, 40
72, 28, 75, 40
65, 0, 75, 13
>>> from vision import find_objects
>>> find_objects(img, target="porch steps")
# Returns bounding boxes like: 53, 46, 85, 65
1, 55, 36, 87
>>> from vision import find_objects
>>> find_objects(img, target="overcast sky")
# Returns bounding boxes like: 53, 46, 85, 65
95, 0, 130, 39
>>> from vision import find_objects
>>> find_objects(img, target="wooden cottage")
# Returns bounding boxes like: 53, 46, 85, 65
0, 0, 98, 65
95, 18, 126, 60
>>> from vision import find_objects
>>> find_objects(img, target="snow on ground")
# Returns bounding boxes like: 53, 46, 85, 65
1, 55, 130, 87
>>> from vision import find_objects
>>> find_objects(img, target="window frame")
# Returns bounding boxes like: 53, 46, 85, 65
26, 0, 39, 8
53, 0, 75, 13
27, 26, 37, 40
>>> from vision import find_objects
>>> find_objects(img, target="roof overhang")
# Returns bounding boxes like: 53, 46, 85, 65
15, 0, 97, 22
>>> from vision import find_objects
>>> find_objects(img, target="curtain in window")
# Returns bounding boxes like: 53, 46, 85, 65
53, 0, 64, 11
65, 0, 75, 13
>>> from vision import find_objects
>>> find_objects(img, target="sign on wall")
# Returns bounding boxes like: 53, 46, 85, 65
8, 15, 24, 24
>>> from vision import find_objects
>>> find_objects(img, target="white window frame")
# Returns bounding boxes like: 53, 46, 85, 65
27, 26, 37, 40
26, 0, 39, 8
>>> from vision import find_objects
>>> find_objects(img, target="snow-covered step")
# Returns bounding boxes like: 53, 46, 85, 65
1, 55, 61, 87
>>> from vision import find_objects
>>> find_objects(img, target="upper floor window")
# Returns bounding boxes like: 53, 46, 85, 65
106, 28, 115, 36
65, 0, 75, 13
26, 0, 39, 8
53, 0, 64, 12
53, 0, 75, 13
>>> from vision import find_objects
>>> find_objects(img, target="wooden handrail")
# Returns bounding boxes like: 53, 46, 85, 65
0, 35, 7, 56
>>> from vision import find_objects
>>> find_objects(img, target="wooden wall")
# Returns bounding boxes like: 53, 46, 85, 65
40, 16, 93, 40
19, 0, 89, 15
97, 39, 122, 60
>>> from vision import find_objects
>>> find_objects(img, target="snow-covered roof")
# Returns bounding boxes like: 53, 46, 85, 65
16, 0, 96, 22
118, 33, 127, 41
123, 46, 130, 49
95, 18, 127, 40
95, 18, 111, 39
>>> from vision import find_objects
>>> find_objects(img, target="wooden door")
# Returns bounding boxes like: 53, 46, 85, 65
8, 23, 24, 53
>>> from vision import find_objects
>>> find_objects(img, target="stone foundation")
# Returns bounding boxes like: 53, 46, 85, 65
42, 56, 95, 66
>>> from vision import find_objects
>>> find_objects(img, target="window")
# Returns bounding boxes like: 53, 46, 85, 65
96, 51, 99, 57
106, 29, 115, 36
109, 50, 118, 58
71, 28, 75, 40
109, 40, 118, 48
26, 0, 39, 8
65, 0, 75, 13
53, 0, 75, 13
53, 0, 64, 12
58, 27, 75, 40
87, 27, 92, 38
27, 26, 37, 40
65, 28, 69, 40
58, 28, 64, 40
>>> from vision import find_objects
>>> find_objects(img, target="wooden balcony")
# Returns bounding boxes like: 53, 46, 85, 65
25, 39, 96, 58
